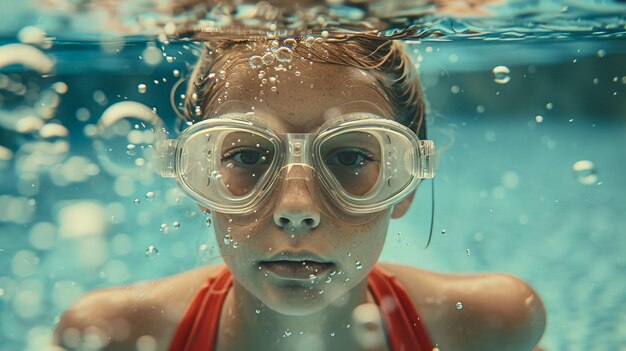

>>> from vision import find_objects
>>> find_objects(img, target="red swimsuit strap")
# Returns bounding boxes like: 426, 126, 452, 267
168, 267, 233, 351
368, 266, 434, 351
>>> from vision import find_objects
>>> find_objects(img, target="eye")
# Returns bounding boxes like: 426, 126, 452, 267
326, 148, 375, 169
223, 148, 269, 166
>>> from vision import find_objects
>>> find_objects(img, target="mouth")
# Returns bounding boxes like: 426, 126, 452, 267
258, 252, 336, 280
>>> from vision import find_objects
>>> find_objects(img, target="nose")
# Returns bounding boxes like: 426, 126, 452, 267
273, 177, 321, 230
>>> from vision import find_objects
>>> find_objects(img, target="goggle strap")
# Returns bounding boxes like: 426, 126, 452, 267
157, 139, 178, 178
419, 140, 436, 179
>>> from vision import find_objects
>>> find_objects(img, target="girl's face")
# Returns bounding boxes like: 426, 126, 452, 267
207, 53, 412, 316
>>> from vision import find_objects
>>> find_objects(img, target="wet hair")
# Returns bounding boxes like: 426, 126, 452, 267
184, 32, 426, 139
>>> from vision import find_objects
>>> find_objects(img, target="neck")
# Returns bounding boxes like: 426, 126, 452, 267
218, 278, 374, 351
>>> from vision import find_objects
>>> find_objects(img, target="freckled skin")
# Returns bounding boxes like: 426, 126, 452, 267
210, 57, 398, 317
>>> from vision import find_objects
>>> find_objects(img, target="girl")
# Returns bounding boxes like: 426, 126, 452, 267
53, 32, 546, 351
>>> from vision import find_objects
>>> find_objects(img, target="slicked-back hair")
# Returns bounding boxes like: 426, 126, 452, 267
184, 32, 426, 139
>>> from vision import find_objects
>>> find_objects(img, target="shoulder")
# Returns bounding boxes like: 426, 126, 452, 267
52, 264, 226, 351
378, 263, 546, 351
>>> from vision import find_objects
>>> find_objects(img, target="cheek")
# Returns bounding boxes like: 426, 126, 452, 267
334, 212, 390, 262
212, 213, 278, 267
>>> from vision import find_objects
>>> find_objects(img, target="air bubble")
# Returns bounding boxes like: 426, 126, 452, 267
572, 160, 598, 185
304, 36, 316, 47
126, 144, 137, 156
262, 52, 275, 65
173, 221, 180, 229
75, 108, 90, 122
275, 47, 293, 63
52, 82, 69, 94
133, 198, 140, 204
283, 38, 297, 47
456, 302, 463, 310
142, 46, 163, 66
145, 245, 159, 258
92, 90, 108, 105
0, 43, 54, 74
466, 249, 471, 256
160, 223, 169, 234
146, 192, 155, 199
232, 242, 239, 248
198, 244, 213, 262
535, 115, 544, 123
492, 66, 511, 84
356, 261, 363, 270
40, 124, 69, 139
223, 234, 233, 245
0, 145, 13, 161
94, 101, 161, 176
17, 26, 47, 45
284, 329, 292, 337
441, 229, 446, 235
138, 84, 147, 94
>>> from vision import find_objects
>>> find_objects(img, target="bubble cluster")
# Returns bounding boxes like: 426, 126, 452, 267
246, 35, 323, 73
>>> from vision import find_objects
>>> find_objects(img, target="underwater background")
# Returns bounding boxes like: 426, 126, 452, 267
1, 0, 626, 350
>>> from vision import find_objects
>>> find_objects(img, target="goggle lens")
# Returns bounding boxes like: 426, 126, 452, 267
219, 131, 276, 196
319, 131, 381, 196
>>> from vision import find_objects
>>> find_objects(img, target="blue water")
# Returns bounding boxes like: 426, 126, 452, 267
2, 1, 626, 350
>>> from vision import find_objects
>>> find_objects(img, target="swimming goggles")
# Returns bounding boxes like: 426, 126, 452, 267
156, 112, 436, 218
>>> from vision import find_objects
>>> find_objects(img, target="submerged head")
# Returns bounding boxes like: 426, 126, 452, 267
178, 33, 429, 315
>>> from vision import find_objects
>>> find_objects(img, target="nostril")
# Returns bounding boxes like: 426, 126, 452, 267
302, 218, 315, 227
278, 217, 290, 227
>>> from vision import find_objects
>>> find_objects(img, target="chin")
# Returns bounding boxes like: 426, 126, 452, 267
255, 278, 351, 316
261, 283, 331, 315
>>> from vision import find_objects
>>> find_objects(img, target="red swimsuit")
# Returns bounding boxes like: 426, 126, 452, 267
169, 265, 434, 351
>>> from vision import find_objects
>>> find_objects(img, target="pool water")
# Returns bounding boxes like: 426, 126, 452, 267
1, 1, 626, 350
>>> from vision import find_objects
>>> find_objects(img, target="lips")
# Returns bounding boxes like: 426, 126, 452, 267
259, 252, 335, 280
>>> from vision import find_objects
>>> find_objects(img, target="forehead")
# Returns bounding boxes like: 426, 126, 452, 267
209, 52, 394, 132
